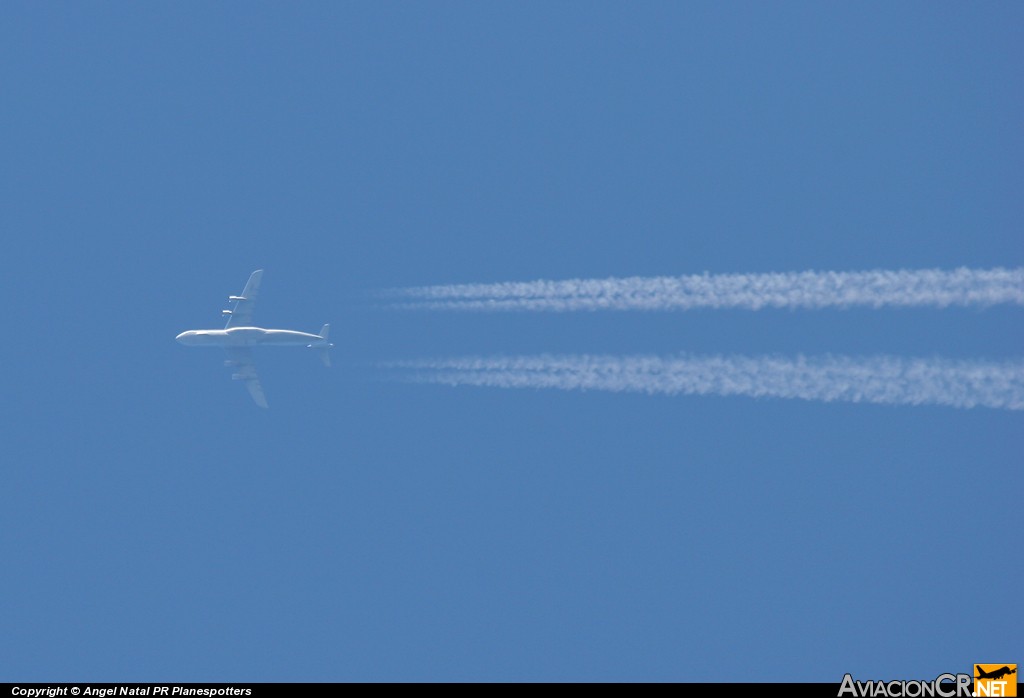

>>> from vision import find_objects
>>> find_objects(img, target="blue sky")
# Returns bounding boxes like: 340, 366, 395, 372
2, 2, 1020, 682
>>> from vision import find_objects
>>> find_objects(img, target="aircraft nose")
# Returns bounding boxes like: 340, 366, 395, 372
176, 331, 191, 344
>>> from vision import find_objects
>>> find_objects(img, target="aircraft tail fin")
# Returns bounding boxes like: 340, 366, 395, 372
317, 324, 332, 367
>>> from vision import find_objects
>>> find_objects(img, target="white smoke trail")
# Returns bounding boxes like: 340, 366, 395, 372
383, 354, 1024, 410
381, 267, 1024, 311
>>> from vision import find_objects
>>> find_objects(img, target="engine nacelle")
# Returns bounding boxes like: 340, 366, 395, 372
228, 295, 247, 302
231, 372, 252, 381
222, 310, 233, 316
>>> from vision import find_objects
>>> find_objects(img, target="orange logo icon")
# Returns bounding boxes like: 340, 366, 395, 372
975, 665, 1017, 698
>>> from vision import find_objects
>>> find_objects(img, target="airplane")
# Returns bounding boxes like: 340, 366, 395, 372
976, 666, 1017, 681
176, 270, 332, 408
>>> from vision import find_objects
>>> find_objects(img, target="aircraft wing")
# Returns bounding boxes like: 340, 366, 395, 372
224, 270, 263, 328
225, 347, 268, 408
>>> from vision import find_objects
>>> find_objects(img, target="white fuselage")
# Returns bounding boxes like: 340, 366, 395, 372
176, 326, 327, 348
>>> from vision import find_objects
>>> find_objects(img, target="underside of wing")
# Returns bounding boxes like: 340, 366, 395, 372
243, 376, 269, 409
224, 269, 263, 329
225, 347, 269, 408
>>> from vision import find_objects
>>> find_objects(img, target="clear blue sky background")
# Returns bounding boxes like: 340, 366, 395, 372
2, 2, 1020, 682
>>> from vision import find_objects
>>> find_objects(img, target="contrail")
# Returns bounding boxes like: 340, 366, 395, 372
383, 354, 1024, 410
380, 267, 1024, 312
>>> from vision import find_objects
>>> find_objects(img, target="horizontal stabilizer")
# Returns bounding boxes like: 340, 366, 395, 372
318, 324, 331, 367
